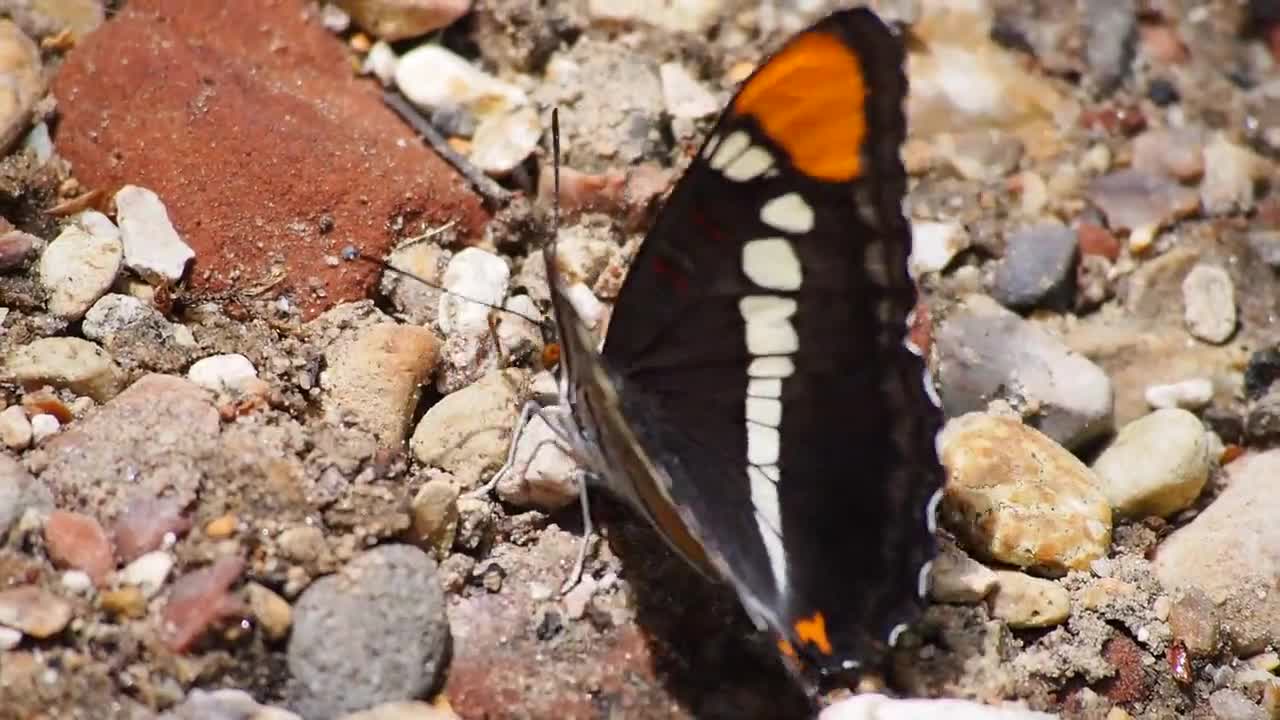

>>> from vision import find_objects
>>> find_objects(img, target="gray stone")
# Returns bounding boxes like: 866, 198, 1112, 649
161, 688, 301, 720
991, 222, 1077, 311
0, 452, 51, 541
287, 544, 448, 720
934, 294, 1114, 449
1083, 0, 1135, 96
1182, 264, 1236, 344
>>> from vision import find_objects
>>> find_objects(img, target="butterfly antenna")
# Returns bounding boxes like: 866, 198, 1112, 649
339, 245, 542, 326
552, 107, 562, 235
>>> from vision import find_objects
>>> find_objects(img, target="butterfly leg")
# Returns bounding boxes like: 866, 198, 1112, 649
465, 399, 545, 499
560, 468, 598, 595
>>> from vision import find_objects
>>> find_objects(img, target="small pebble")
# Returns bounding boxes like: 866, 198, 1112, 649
1088, 169, 1199, 232
162, 556, 246, 652
409, 478, 460, 558
205, 513, 238, 539
39, 224, 124, 320
187, 353, 259, 394
246, 582, 292, 641
1077, 222, 1120, 262
0, 405, 32, 450
277, 525, 327, 566
0, 585, 72, 638
0, 625, 21, 650
928, 550, 998, 603
1201, 133, 1265, 216
395, 44, 526, 121
991, 222, 1078, 311
322, 322, 440, 446
1145, 378, 1214, 410
411, 368, 526, 488
29, 413, 58, 443
166, 689, 301, 720
114, 185, 196, 284
820, 694, 1057, 719
1182, 264, 1237, 344
1208, 689, 1268, 720
937, 129, 1024, 182
469, 106, 541, 176
362, 41, 397, 85
99, 586, 147, 619
44, 509, 115, 585
2, 336, 125, 402
113, 496, 190, 563
987, 571, 1071, 628
909, 221, 970, 277
1093, 409, 1211, 518
436, 248, 510, 392
118, 551, 175, 598
1132, 128, 1204, 182
0, 230, 37, 271
0, 20, 41, 155
61, 570, 92, 594
496, 414, 581, 511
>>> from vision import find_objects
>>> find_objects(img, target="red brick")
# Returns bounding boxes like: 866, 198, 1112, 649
52, 0, 488, 320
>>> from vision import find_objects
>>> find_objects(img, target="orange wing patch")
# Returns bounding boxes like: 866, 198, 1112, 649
733, 31, 867, 183
793, 611, 834, 655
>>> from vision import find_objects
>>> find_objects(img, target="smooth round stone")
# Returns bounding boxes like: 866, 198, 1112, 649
1182, 264, 1237, 344
39, 225, 123, 320
321, 323, 439, 446
1092, 408, 1211, 518
3, 336, 125, 402
939, 412, 1112, 575
991, 221, 1078, 311
1144, 378, 1214, 410
287, 544, 447, 719
411, 368, 526, 488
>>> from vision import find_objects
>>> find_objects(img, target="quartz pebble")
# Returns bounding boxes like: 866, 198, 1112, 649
940, 412, 1112, 575
469, 105, 541, 176
28, 413, 59, 443
166, 689, 301, 720
820, 694, 1057, 720
1182, 264, 1237, 344
909, 221, 970, 277
1144, 378, 1214, 410
1088, 169, 1199, 232
187, 354, 259, 394
1201, 134, 1265, 216
659, 62, 718, 119
39, 224, 124, 320
0, 625, 21, 650
118, 551, 175, 598
395, 44, 526, 121
437, 248, 510, 392
987, 570, 1071, 628
114, 185, 196, 284
363, 41, 398, 86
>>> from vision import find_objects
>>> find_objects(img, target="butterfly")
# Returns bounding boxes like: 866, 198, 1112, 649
536, 6, 944, 685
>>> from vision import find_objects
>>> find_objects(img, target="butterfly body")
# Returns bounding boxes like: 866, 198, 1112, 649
545, 7, 944, 682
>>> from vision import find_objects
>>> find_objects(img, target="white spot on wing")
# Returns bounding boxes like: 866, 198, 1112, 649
923, 368, 942, 408
747, 423, 780, 465
760, 192, 815, 234
702, 133, 723, 159
709, 130, 750, 170
917, 560, 933, 599
748, 377, 782, 398
724, 145, 775, 182
742, 237, 802, 291
760, 464, 780, 482
888, 623, 909, 647
749, 468, 782, 535
739, 295, 798, 355
748, 356, 795, 378
926, 488, 943, 535
746, 396, 782, 427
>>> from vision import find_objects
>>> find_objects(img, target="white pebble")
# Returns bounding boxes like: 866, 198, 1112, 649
1145, 378, 1214, 410
118, 551, 174, 598
39, 225, 123, 320
29, 414, 59, 444
60, 570, 93, 594
0, 625, 21, 650
394, 44, 526, 118
187, 354, 259, 394
439, 248, 510, 338
114, 185, 196, 284
910, 221, 970, 277
0, 405, 32, 451
470, 106, 542, 176
363, 41, 398, 86
659, 62, 718, 119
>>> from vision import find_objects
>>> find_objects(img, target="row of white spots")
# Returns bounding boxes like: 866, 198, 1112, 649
706, 129, 775, 182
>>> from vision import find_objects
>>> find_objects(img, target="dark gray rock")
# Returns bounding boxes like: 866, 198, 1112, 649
287, 544, 448, 719
991, 222, 1078, 311
1084, 0, 1136, 96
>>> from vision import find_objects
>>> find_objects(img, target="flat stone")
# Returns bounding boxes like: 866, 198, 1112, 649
394, 43, 527, 120
114, 185, 195, 284
334, 0, 469, 41
44, 510, 115, 585
934, 294, 1114, 450
287, 544, 447, 720
118, 551, 175, 598
0, 586, 72, 638
3, 337, 125, 402
1092, 409, 1211, 518
321, 323, 440, 447
1153, 449, 1280, 653
910, 221, 970, 278
1182, 264, 1237, 344
991, 222, 1078, 311
52, 0, 487, 320
30, 374, 220, 518
586, 0, 721, 33
1144, 378, 1214, 410
337, 701, 457, 720
940, 412, 1112, 575
928, 549, 999, 604
187, 353, 259, 394
1087, 169, 1199, 232
411, 369, 527, 488
987, 570, 1071, 628
162, 556, 246, 652
39, 225, 124, 321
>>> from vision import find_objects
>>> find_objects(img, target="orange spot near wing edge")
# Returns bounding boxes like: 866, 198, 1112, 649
733, 31, 867, 182
794, 611, 834, 655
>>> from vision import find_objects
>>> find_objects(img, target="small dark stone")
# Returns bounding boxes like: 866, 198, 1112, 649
1147, 78, 1180, 107
991, 222, 1079, 311
1203, 406, 1245, 445
1245, 388, 1280, 445
317, 215, 335, 234
1244, 347, 1280, 399
479, 562, 505, 593
535, 609, 562, 641
0, 231, 38, 272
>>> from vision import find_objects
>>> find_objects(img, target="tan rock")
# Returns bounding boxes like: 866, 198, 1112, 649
1092, 408, 1211, 518
409, 478, 460, 558
3, 337, 125, 402
928, 549, 998, 604
247, 582, 292, 641
322, 322, 440, 447
411, 368, 527, 488
988, 571, 1071, 629
0, 586, 72, 638
940, 412, 1112, 575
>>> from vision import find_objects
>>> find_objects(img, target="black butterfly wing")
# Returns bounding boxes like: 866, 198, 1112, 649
600, 8, 943, 671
